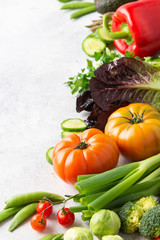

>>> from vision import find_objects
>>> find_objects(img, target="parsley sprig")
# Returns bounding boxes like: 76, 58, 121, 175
65, 48, 121, 95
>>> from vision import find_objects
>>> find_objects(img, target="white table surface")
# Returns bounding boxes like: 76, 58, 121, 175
0, 1, 145, 239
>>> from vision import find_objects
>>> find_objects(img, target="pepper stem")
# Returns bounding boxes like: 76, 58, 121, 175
103, 13, 133, 44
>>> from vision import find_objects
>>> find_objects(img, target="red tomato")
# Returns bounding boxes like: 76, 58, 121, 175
30, 213, 46, 232
155, 238, 160, 240
57, 208, 75, 227
36, 201, 53, 218
52, 128, 119, 184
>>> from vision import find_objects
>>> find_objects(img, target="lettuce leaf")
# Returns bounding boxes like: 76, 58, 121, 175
89, 57, 160, 112
76, 57, 160, 130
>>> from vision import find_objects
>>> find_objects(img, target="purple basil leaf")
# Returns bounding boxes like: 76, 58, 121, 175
90, 57, 160, 112
76, 90, 94, 113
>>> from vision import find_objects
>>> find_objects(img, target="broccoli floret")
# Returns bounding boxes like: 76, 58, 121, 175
136, 195, 159, 212
118, 201, 144, 234
139, 204, 160, 238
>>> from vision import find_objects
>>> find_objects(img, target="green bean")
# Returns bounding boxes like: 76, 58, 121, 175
0, 205, 25, 223
70, 5, 96, 19
5, 192, 64, 209
61, 2, 95, 10
39, 234, 63, 240
8, 202, 37, 232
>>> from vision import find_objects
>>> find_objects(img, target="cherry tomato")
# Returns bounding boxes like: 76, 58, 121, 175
36, 201, 53, 218
155, 237, 160, 240
30, 213, 46, 232
57, 208, 75, 227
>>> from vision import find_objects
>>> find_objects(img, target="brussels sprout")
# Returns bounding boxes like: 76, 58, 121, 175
64, 227, 93, 240
102, 235, 124, 240
90, 209, 121, 239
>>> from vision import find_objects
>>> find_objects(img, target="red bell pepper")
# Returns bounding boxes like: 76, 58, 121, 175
103, 0, 160, 57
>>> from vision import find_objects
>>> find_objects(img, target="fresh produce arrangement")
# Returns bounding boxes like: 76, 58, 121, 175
2, 0, 160, 240
71, 53, 160, 131
57, 0, 138, 19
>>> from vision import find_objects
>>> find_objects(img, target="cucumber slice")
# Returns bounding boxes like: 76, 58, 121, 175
61, 118, 87, 132
82, 36, 106, 57
61, 131, 83, 138
46, 147, 54, 165
96, 27, 113, 43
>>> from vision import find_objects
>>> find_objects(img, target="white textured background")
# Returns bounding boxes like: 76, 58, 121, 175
0, 0, 144, 239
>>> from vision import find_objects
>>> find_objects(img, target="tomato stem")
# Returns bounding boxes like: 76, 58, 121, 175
74, 139, 89, 150
118, 110, 145, 125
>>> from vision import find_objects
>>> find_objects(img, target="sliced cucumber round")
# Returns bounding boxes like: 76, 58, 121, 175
61, 118, 87, 132
96, 27, 113, 43
61, 131, 83, 138
82, 36, 106, 57
46, 147, 54, 165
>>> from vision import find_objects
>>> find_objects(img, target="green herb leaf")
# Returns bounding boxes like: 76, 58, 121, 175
125, 51, 135, 58
65, 48, 121, 95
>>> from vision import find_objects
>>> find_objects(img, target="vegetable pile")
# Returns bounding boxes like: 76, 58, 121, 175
70, 153, 160, 219
119, 196, 159, 234
0, 192, 64, 232
75, 55, 160, 131
102, 0, 160, 58
57, 0, 138, 19
2, 1, 160, 240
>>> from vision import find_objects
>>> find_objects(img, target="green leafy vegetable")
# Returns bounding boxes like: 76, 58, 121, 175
89, 57, 160, 112
125, 51, 134, 58
90, 209, 121, 238
65, 48, 121, 94
65, 59, 95, 94
64, 227, 93, 240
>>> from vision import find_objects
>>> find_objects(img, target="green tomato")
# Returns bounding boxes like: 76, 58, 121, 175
102, 235, 124, 240
90, 209, 121, 239
64, 227, 93, 240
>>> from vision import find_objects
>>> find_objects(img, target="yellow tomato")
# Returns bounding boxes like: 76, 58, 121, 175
105, 103, 160, 161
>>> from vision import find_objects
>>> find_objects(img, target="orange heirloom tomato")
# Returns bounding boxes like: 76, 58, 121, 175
52, 128, 119, 184
105, 103, 160, 161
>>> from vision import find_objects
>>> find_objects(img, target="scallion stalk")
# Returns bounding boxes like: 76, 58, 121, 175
73, 154, 160, 215
70, 205, 87, 213
88, 167, 146, 212
105, 176, 160, 209
75, 162, 138, 193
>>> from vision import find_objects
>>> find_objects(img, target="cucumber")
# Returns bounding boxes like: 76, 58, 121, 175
46, 147, 54, 165
61, 131, 83, 138
82, 35, 106, 57
61, 118, 87, 132
96, 27, 113, 43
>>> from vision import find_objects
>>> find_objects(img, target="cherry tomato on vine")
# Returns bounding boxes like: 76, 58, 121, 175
36, 201, 53, 217
30, 213, 46, 232
57, 207, 75, 227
